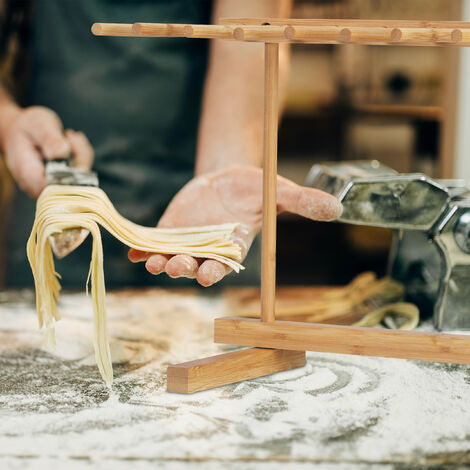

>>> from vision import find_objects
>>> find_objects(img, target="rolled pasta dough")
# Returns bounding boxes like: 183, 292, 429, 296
27, 185, 243, 384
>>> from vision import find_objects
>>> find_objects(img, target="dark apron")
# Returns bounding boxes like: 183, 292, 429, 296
5, 0, 261, 288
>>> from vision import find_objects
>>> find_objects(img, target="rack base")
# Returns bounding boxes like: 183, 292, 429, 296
167, 347, 306, 394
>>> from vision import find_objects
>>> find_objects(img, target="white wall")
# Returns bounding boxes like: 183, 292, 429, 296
455, 0, 470, 179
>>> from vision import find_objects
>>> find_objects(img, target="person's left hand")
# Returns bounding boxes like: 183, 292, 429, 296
128, 166, 342, 287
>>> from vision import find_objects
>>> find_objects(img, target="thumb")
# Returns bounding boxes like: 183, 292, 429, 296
21, 107, 71, 160
277, 176, 343, 221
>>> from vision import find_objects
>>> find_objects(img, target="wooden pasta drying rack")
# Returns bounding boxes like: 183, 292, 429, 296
92, 18, 470, 393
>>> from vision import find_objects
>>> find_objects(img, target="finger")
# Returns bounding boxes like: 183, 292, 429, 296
6, 133, 47, 198
65, 129, 94, 170
295, 187, 343, 221
145, 254, 171, 275
128, 249, 151, 263
197, 259, 231, 287
23, 107, 71, 159
165, 255, 199, 279
277, 177, 343, 221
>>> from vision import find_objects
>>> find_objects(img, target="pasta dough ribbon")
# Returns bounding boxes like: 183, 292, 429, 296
27, 185, 243, 384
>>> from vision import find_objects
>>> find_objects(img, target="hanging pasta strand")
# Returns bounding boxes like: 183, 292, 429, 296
27, 185, 244, 385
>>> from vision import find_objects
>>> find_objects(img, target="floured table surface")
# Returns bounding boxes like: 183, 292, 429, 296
1, 287, 470, 470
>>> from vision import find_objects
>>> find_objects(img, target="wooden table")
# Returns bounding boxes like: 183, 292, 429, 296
0, 287, 469, 469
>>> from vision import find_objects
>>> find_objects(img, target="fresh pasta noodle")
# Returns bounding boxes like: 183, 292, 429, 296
27, 185, 243, 385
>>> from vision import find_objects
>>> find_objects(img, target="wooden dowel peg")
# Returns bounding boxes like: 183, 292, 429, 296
459, 30, 470, 44
284, 25, 347, 43
261, 43, 279, 324
344, 27, 395, 43
340, 28, 351, 42
132, 22, 187, 37
233, 25, 287, 41
91, 23, 134, 37
184, 24, 234, 39
392, 27, 465, 44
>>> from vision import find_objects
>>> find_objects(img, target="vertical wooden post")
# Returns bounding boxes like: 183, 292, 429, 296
439, 0, 463, 178
261, 42, 279, 323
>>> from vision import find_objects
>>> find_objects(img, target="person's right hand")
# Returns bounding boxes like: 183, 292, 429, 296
1, 106, 94, 198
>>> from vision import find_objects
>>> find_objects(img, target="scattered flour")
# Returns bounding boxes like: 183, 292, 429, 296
1, 289, 470, 467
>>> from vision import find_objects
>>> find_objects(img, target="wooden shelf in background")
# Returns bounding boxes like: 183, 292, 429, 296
354, 104, 444, 121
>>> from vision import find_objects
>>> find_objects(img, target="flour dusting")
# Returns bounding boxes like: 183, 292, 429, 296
1, 289, 470, 467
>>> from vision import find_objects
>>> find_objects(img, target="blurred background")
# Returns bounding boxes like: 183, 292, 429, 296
276, 0, 464, 286
0, 0, 468, 288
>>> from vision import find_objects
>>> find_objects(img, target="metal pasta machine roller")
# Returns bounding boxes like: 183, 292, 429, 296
307, 160, 470, 331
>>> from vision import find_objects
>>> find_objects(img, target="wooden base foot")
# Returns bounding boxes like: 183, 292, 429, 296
214, 317, 470, 365
167, 347, 306, 394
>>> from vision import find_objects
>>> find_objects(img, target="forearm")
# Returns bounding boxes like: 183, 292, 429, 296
0, 86, 20, 153
195, 0, 292, 175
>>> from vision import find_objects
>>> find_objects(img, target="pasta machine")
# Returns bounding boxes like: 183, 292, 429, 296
307, 160, 470, 331
45, 157, 99, 258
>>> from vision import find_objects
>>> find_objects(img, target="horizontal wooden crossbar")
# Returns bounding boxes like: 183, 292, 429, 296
220, 18, 470, 28
167, 347, 306, 393
91, 20, 470, 47
214, 317, 470, 364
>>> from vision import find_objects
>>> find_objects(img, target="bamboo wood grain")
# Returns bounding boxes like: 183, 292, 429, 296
285, 25, 470, 46
214, 317, 470, 365
92, 21, 470, 46
391, 27, 466, 44
167, 347, 306, 393
285, 25, 397, 43
343, 27, 395, 43
132, 22, 289, 42
261, 43, 279, 323
91, 23, 134, 36
233, 25, 287, 41
223, 19, 470, 46
132, 22, 187, 37
184, 24, 234, 39
284, 25, 348, 43
438, 0, 462, 179
285, 25, 395, 44
220, 18, 470, 29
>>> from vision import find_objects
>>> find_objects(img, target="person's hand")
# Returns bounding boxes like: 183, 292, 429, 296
128, 166, 343, 287
1, 106, 94, 198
